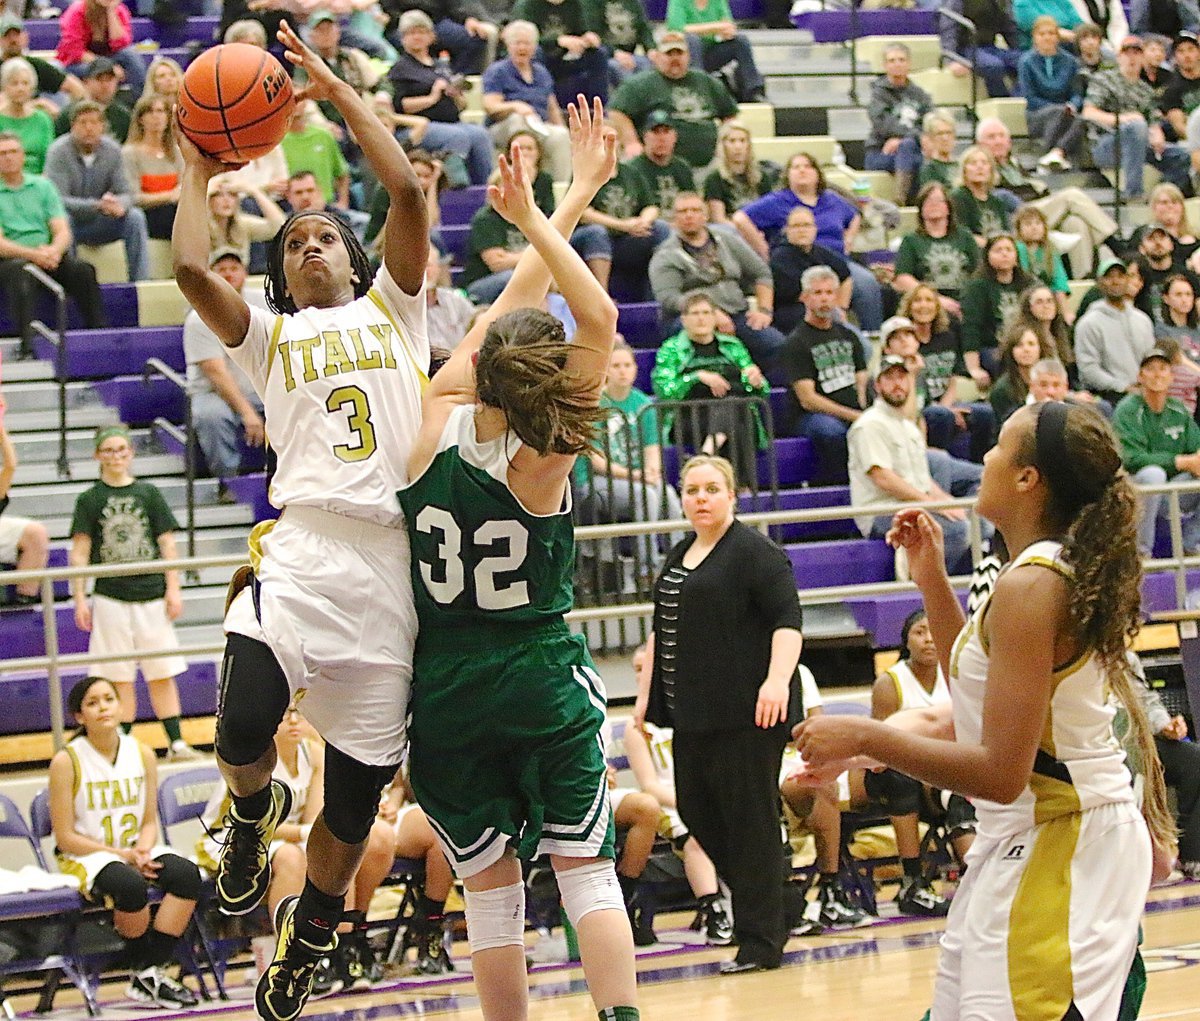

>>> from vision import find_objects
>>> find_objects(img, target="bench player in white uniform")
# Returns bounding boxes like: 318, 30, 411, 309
797, 401, 1174, 1021
49, 677, 201, 1010
867, 609, 976, 917
172, 21, 429, 1021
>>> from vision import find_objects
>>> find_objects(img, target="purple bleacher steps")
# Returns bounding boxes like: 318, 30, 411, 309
0, 282, 140, 335
31, 326, 183, 380
22, 15, 218, 49
789, 8, 937, 40
616, 302, 661, 350
0, 661, 217, 737
222, 472, 279, 523
739, 485, 856, 540
439, 185, 488, 226
2, 546, 69, 601
788, 538, 895, 589
94, 376, 186, 427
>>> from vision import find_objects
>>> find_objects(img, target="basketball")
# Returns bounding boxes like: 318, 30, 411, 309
177, 44, 295, 163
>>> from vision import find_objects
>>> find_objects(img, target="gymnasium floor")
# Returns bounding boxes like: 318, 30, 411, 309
13, 881, 1199, 1021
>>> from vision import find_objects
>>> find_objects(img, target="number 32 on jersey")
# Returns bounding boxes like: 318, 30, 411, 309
415, 506, 530, 611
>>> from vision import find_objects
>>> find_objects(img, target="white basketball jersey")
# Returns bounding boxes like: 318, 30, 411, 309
65, 733, 150, 849
949, 539, 1134, 839
228, 263, 429, 527
201, 739, 313, 832
885, 660, 950, 712
642, 723, 676, 794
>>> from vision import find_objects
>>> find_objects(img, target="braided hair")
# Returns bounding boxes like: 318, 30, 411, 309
265, 210, 374, 315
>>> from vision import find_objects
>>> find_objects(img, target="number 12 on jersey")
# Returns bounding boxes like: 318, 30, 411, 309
416, 506, 530, 611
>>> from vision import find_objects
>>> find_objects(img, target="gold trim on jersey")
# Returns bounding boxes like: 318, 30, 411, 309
1007, 811, 1081, 1018
949, 615, 977, 681
366, 288, 429, 392
264, 315, 285, 388
66, 744, 81, 796
887, 667, 904, 708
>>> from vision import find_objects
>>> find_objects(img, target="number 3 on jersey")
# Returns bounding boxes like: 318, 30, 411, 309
416, 506, 530, 611
326, 385, 377, 463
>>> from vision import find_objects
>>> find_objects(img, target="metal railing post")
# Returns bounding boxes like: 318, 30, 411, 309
144, 358, 196, 560
40, 574, 66, 751
848, 0, 859, 104
1168, 487, 1187, 610
21, 264, 69, 479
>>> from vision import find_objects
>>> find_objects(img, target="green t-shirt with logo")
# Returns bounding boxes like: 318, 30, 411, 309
628, 153, 695, 212
574, 387, 661, 485
893, 228, 980, 297
70, 479, 180, 603
951, 186, 1011, 239
592, 160, 656, 234
461, 205, 530, 286
610, 69, 738, 168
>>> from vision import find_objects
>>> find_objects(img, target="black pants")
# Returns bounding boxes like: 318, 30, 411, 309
1156, 734, 1200, 861
674, 727, 788, 966
0, 254, 105, 350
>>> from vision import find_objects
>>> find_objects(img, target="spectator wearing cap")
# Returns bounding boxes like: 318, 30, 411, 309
940, 0, 1021, 98
55, 0, 146, 99
0, 16, 85, 115
1135, 223, 1193, 318
509, 0, 606, 106
380, 0, 498, 76
664, 0, 766, 103
1130, 0, 1200, 40
44, 99, 148, 281
1165, 32, 1200, 148
183, 248, 267, 483
1083, 34, 1192, 201
848, 355, 984, 575
628, 111, 695, 213
650, 190, 786, 375
481, 20, 572, 183
0, 57, 53, 173
54, 58, 131, 143
594, 0, 658, 89
0, 130, 105, 356
610, 30, 738, 170
297, 13, 385, 135
1113, 346, 1200, 554
386, 9, 494, 185
864, 43, 932, 206
778, 265, 866, 483
769, 205, 853, 335
1075, 257, 1157, 406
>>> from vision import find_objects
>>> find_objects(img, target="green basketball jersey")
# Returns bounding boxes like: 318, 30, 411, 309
398, 404, 575, 632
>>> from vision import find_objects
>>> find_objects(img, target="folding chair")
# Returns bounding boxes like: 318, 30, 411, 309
0, 793, 96, 1015
156, 767, 229, 1000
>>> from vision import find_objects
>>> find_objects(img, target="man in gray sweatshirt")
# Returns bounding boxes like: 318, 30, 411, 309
43, 100, 149, 282
1073, 258, 1156, 406
649, 190, 786, 375
864, 43, 931, 205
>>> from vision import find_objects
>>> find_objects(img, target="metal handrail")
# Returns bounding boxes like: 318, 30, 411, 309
21, 264, 70, 480
6, 480, 1200, 749
144, 357, 196, 560
936, 8, 979, 123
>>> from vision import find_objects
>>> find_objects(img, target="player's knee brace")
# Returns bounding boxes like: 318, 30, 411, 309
154, 853, 202, 901
321, 744, 398, 845
557, 860, 625, 928
864, 767, 923, 816
93, 862, 149, 913
463, 882, 526, 954
214, 633, 291, 766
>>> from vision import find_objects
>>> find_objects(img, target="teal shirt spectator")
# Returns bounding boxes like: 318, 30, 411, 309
1013, 0, 1082, 48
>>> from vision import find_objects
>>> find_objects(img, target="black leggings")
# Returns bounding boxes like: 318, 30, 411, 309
215, 632, 398, 844
93, 854, 201, 912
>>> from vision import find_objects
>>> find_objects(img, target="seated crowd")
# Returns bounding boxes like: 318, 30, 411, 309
1, 1, 1200, 1003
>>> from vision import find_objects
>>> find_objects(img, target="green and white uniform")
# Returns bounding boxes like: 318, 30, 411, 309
398, 404, 614, 879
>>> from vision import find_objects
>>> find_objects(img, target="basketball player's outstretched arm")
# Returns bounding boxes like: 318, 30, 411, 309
427, 96, 617, 404
277, 20, 427, 295
173, 128, 253, 347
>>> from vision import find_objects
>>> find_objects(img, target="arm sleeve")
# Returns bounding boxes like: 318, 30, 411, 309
146, 484, 181, 536
651, 334, 699, 400
648, 250, 686, 317
56, 5, 88, 65
1074, 319, 1125, 394
730, 232, 772, 286
746, 535, 804, 632
959, 281, 987, 352
939, 0, 960, 53
110, 5, 133, 51
893, 234, 920, 277
69, 490, 94, 542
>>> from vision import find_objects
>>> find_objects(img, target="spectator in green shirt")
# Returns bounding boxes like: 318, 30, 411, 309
609, 30, 738, 169
0, 130, 105, 356
0, 15, 85, 115
916, 109, 958, 189
280, 101, 351, 208
1113, 347, 1200, 553
510, 0, 607, 105
951, 145, 1013, 244
0, 58, 54, 173
666, 0, 766, 102
628, 110, 696, 213
590, 0, 658, 89
580, 155, 670, 300
960, 233, 1034, 387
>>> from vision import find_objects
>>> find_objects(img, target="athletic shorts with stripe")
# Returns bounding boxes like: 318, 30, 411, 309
930, 800, 1150, 1021
408, 624, 615, 880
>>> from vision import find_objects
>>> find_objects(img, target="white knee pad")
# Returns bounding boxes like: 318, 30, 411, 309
557, 860, 625, 927
463, 881, 526, 953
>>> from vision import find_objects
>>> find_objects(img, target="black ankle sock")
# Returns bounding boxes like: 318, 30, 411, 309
698, 892, 719, 908
233, 784, 272, 820
819, 871, 839, 887
295, 878, 344, 949
901, 857, 922, 880
147, 929, 178, 967
617, 873, 639, 904
127, 933, 151, 970
417, 894, 445, 920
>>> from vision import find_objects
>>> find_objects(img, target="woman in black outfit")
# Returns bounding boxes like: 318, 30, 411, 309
633, 455, 804, 973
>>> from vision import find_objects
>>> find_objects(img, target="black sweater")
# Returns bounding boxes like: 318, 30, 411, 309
646, 520, 804, 735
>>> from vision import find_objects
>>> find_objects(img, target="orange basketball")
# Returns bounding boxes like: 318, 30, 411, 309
177, 44, 295, 163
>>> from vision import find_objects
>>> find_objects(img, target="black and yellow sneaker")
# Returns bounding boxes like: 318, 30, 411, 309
415, 922, 454, 975
216, 779, 293, 916
256, 897, 338, 1021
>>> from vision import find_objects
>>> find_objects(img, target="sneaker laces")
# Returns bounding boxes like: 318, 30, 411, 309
213, 805, 270, 885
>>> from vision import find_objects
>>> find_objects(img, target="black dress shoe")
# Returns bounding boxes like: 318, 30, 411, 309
718, 959, 765, 975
